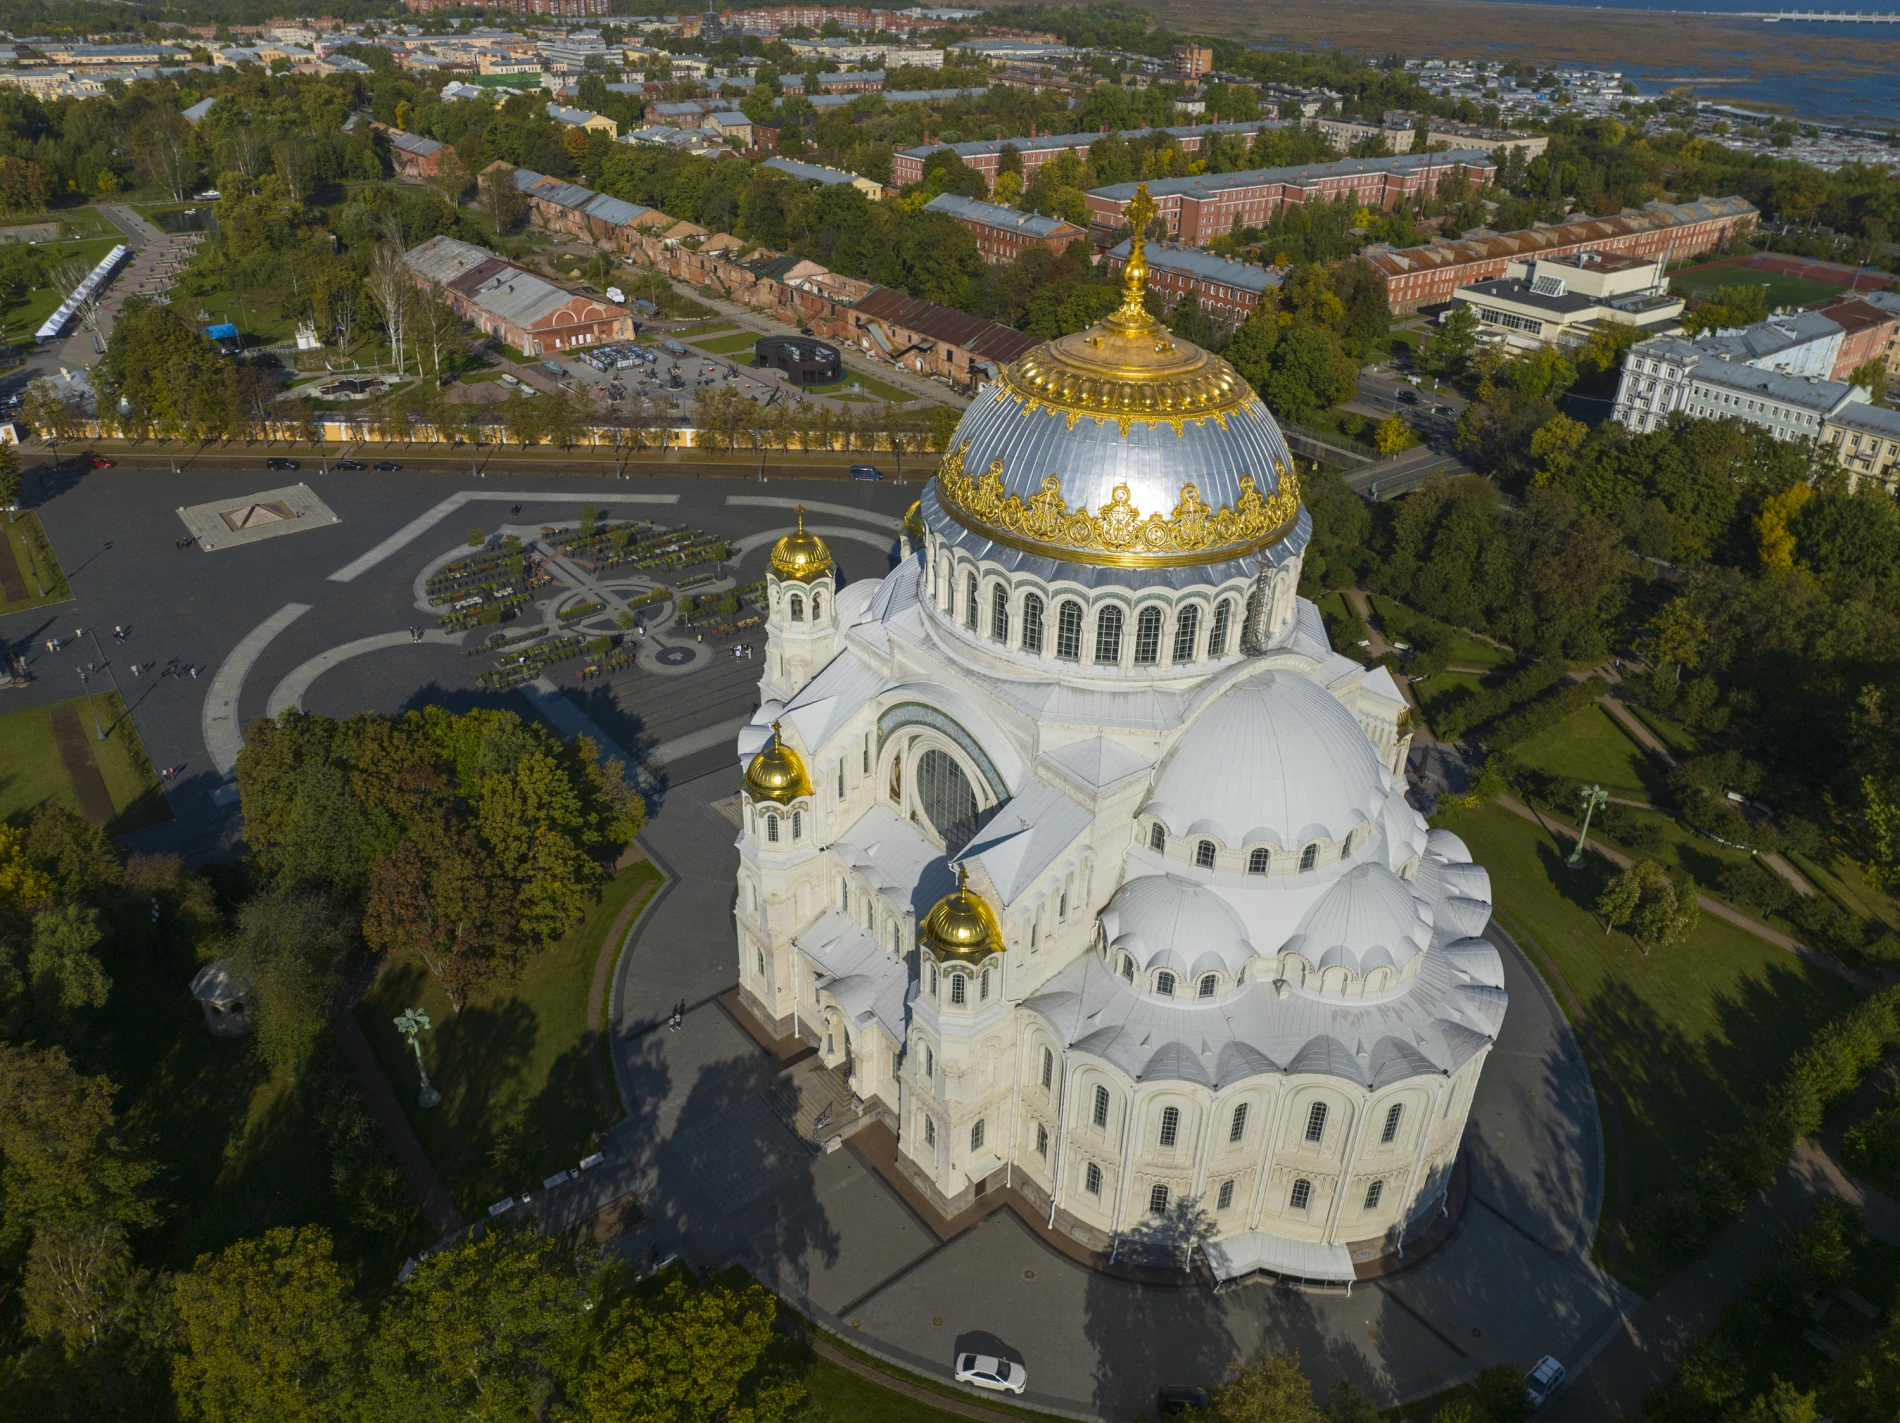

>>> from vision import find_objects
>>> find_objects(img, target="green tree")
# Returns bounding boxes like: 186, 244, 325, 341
1321, 1378, 1379, 1422
1647, 596, 1709, 685
0, 439, 19, 513
376, 1225, 585, 1418
1212, 1349, 1322, 1422
224, 888, 350, 1082
1471, 1362, 1533, 1422
1598, 860, 1698, 955
22, 1216, 150, 1354
0, 1045, 156, 1264
1595, 865, 1644, 935
1262, 324, 1359, 423
569, 1275, 794, 1423
171, 1226, 367, 1423
27, 903, 111, 1014
1415, 303, 1479, 382
1683, 281, 1770, 335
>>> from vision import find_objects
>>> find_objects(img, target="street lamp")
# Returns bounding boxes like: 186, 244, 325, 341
1567, 783, 1609, 868
394, 1008, 442, 1109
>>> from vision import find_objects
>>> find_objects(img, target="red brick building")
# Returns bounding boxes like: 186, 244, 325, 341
1363, 196, 1758, 314
405, 0, 605, 12
1815, 296, 1900, 380
1104, 240, 1279, 326
378, 125, 446, 180
402, 235, 632, 356
923, 193, 1085, 263
1085, 151, 1495, 248
827, 287, 1039, 392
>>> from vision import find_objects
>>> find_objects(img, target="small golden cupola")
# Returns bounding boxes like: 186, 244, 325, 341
744, 721, 813, 803
902, 499, 926, 551
919, 865, 1004, 962
770, 505, 833, 582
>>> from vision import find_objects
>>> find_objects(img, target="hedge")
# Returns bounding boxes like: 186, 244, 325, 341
1478, 676, 1603, 750
1433, 659, 1571, 743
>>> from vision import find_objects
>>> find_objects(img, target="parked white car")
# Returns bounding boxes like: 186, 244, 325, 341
1525, 1356, 1566, 1410
955, 1353, 1026, 1396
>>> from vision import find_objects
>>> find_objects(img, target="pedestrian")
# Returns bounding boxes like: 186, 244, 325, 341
112, 624, 123, 641
45, 639, 54, 654
130, 662, 141, 676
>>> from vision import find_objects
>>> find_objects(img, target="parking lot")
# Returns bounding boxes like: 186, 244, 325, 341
538, 337, 900, 417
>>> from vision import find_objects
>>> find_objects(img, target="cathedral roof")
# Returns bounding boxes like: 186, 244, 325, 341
924, 183, 1308, 575
1143, 670, 1391, 849
770, 504, 833, 582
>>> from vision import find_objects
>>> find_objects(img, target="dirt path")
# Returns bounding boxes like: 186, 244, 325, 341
1495, 795, 1872, 989
49, 705, 114, 826
1344, 587, 1434, 744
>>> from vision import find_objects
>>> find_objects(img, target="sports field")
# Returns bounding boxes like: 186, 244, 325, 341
1669, 256, 1845, 310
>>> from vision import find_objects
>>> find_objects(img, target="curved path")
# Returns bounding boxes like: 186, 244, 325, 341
202, 601, 311, 776
604, 768, 1633, 1418
265, 629, 464, 719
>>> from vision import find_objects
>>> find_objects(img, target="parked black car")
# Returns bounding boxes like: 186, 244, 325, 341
265, 457, 299, 471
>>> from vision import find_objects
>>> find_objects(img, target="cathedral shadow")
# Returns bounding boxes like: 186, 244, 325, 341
608, 1022, 845, 1294
396, 679, 535, 721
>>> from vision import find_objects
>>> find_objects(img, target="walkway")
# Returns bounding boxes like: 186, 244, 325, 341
1342, 587, 1433, 745
1495, 795, 1873, 989
1546, 1138, 1900, 1421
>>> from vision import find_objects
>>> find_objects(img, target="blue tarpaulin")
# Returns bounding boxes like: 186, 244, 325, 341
204, 322, 238, 340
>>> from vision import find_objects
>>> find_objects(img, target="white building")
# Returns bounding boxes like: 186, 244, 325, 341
1450, 249, 1683, 353
1613, 310, 1846, 433
730, 207, 1507, 1285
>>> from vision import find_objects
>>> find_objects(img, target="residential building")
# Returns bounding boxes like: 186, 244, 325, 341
1087, 152, 1494, 247
1310, 112, 1546, 161
479, 54, 544, 75
1812, 296, 1899, 380
545, 102, 617, 139
1854, 291, 1900, 371
383, 127, 448, 179
784, 40, 943, 67
1448, 250, 1683, 351
1172, 44, 1214, 79
401, 234, 631, 355
1104, 240, 1279, 324
924, 193, 1085, 262
1678, 361, 1867, 442
893, 120, 1290, 191
1365, 197, 1758, 314
1613, 312, 1853, 433
839, 286, 1039, 391
1822, 401, 1900, 486
763, 157, 885, 199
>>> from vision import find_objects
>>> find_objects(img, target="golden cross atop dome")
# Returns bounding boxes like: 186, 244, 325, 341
1107, 182, 1161, 335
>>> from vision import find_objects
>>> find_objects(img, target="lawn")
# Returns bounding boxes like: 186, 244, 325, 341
357, 858, 663, 1216
805, 369, 923, 404
1409, 669, 1490, 727
692, 331, 766, 356
1619, 699, 1704, 759
2, 509, 73, 614
1442, 802, 1863, 1290
1669, 256, 1845, 310
0, 235, 130, 343
0, 691, 170, 836
1510, 702, 1667, 800
1366, 592, 1512, 669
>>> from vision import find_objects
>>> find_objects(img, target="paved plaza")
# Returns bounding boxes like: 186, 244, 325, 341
1, 462, 1633, 1416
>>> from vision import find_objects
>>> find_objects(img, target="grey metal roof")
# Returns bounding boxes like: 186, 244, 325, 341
581, 192, 652, 226
402, 234, 495, 288
181, 96, 216, 123
1833, 401, 1900, 437
1093, 149, 1494, 202
925, 192, 1080, 240
762, 156, 869, 186
388, 129, 443, 157
1107, 239, 1280, 294
1691, 362, 1862, 413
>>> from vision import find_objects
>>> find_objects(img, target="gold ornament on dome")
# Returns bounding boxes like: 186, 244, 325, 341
991, 180, 1257, 436
933, 441, 1301, 568
770, 505, 833, 582
919, 865, 1004, 962
744, 721, 813, 804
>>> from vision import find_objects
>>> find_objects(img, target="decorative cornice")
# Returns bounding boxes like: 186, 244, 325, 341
934, 441, 1302, 568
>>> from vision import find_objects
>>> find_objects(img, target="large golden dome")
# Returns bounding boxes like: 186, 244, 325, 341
744, 721, 812, 803
927, 184, 1306, 570
770, 505, 832, 582
919, 866, 1004, 961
